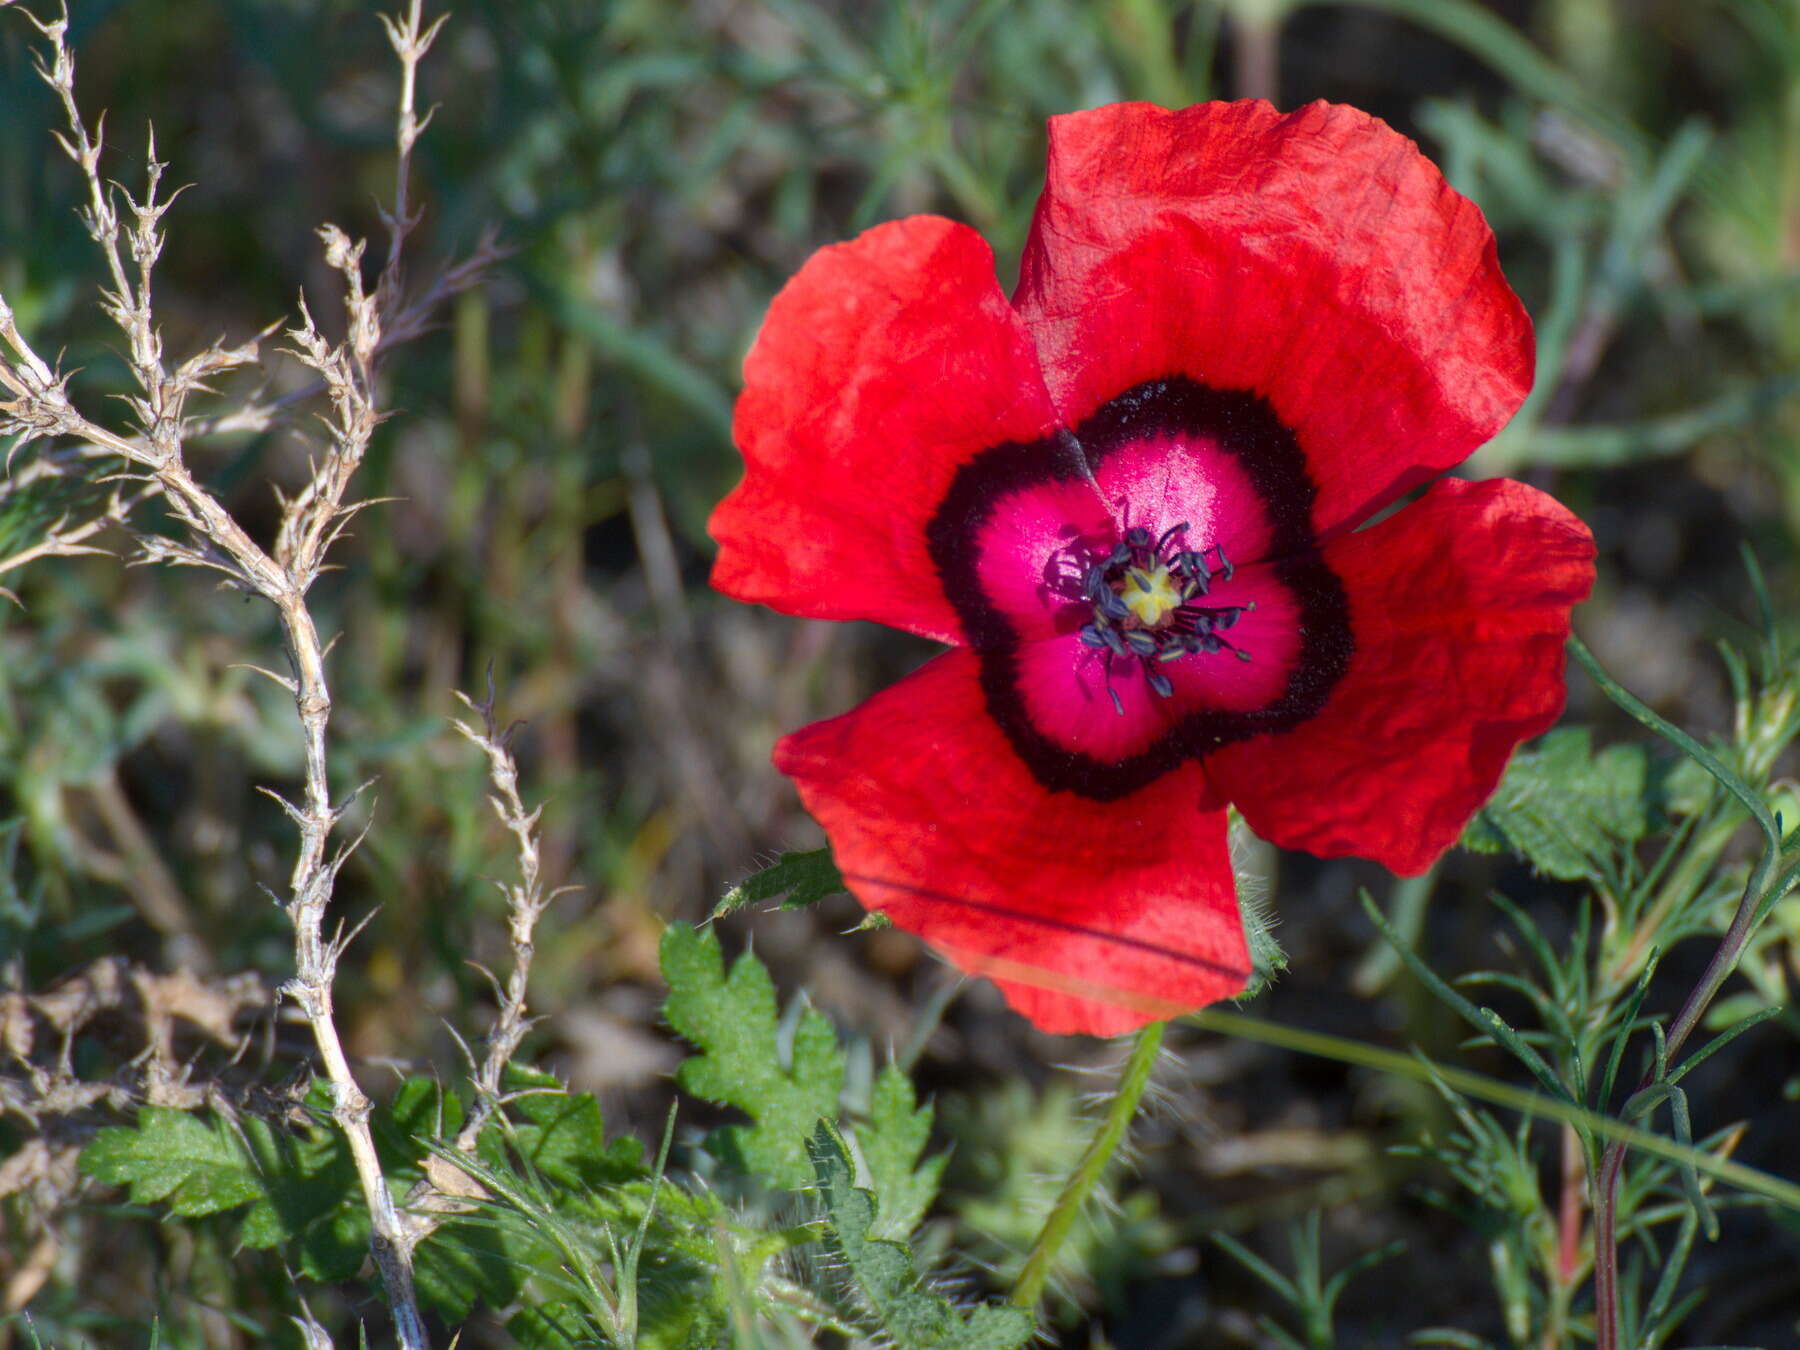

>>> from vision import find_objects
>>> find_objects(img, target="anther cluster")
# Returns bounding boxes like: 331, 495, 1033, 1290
1077, 523, 1254, 712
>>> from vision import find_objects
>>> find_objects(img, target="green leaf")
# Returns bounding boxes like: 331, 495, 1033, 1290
236, 1114, 359, 1269
82, 1105, 370, 1282
81, 1108, 266, 1218
414, 1219, 529, 1324
808, 1122, 1033, 1350
1461, 728, 1653, 879
491, 1064, 646, 1189
509, 1302, 602, 1350
372, 1076, 465, 1173
713, 848, 847, 918
661, 921, 844, 1189
856, 1065, 944, 1239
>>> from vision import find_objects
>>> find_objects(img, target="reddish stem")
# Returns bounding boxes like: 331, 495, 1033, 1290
1557, 1124, 1586, 1284
1591, 855, 1775, 1349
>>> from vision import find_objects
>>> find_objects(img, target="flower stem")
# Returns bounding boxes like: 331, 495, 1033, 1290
1009, 1020, 1165, 1311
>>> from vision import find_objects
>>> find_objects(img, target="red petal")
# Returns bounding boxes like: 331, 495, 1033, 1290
774, 648, 1248, 1035
1014, 101, 1533, 537
1205, 477, 1596, 875
711, 216, 1059, 645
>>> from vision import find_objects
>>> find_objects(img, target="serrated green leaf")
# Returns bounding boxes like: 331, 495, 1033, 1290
1461, 728, 1654, 879
80, 1105, 371, 1284
714, 848, 846, 918
857, 1065, 943, 1239
662, 921, 844, 1189
809, 1122, 1032, 1350
81, 1107, 265, 1217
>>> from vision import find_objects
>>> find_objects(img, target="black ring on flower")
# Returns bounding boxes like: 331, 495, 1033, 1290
927, 375, 1354, 801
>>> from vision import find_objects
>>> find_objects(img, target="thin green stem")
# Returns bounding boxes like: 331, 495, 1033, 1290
1186, 1009, 1800, 1210
1009, 1020, 1165, 1310
1569, 636, 1781, 849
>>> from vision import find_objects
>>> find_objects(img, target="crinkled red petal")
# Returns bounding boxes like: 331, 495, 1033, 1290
774, 647, 1248, 1036
1205, 477, 1597, 875
1013, 100, 1533, 538
710, 216, 1058, 645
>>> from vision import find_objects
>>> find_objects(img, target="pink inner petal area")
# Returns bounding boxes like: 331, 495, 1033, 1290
1013, 634, 1171, 761
1090, 433, 1278, 565
968, 476, 1113, 642
963, 428, 1283, 648
1159, 563, 1302, 711
1011, 561, 1303, 761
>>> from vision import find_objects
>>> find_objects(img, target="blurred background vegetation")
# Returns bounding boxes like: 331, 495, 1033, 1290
3, 0, 1800, 1345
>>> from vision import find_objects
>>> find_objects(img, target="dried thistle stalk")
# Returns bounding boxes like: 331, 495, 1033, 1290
0, 4, 496, 1345
450, 685, 573, 1148
403, 684, 573, 1229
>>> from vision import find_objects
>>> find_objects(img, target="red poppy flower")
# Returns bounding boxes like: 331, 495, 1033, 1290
710, 100, 1596, 1036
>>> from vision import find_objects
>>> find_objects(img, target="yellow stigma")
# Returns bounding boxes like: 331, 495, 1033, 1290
1120, 564, 1182, 627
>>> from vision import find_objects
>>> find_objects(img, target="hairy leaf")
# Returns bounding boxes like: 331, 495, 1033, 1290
714, 848, 847, 918
809, 1122, 1032, 1350
662, 921, 844, 1189
1462, 728, 1653, 878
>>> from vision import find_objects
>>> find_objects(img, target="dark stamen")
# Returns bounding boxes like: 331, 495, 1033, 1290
1079, 523, 1256, 715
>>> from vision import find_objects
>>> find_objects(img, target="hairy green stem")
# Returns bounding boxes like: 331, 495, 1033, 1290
1009, 1020, 1165, 1310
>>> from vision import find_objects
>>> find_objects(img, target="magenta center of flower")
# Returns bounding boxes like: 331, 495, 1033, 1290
1075, 522, 1255, 710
